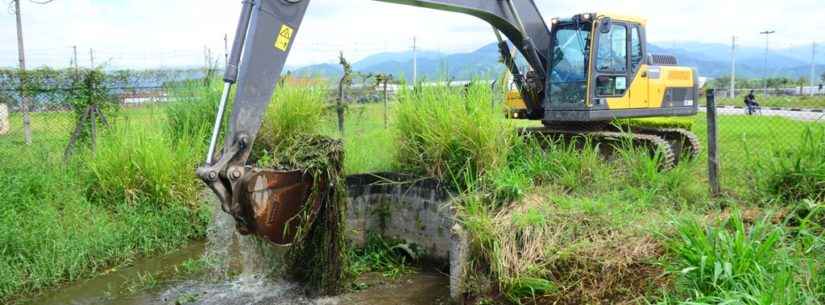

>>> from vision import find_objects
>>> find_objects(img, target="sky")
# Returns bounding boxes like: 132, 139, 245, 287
0, 0, 823, 69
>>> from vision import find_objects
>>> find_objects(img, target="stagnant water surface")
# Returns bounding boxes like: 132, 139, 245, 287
15, 203, 449, 305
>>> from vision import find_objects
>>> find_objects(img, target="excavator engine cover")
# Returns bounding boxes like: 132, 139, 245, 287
235, 169, 323, 246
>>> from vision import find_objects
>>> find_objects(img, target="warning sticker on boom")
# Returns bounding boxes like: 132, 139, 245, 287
274, 24, 294, 52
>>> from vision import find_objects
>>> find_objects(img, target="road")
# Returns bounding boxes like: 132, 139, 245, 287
700, 107, 825, 123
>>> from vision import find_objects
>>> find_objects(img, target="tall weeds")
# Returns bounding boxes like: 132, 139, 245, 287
86, 122, 203, 207
394, 82, 514, 190
757, 127, 825, 203
663, 212, 817, 304
256, 84, 327, 159
165, 80, 221, 144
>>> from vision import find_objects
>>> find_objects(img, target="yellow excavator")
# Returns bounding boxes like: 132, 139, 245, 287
197, 0, 701, 244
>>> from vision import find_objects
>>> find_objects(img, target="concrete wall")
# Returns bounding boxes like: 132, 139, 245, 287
0, 104, 8, 135
345, 173, 468, 302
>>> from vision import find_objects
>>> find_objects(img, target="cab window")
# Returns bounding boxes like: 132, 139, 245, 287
630, 26, 643, 70
596, 24, 627, 72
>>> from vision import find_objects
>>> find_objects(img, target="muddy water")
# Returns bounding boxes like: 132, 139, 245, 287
15, 202, 449, 305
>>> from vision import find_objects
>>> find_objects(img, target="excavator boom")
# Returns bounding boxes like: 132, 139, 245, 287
197, 0, 551, 243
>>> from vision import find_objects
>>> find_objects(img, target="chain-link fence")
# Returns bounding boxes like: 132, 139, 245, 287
0, 86, 172, 147
0, 68, 210, 151
703, 89, 825, 200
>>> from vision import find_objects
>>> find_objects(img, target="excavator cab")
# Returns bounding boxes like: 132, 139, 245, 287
508, 13, 699, 122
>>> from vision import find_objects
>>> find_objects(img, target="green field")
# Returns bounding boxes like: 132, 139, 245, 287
1, 83, 823, 304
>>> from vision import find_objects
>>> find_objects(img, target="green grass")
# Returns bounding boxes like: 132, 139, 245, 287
0, 145, 210, 301
659, 210, 825, 304
2, 81, 823, 304
393, 82, 514, 190
0, 90, 213, 302
690, 114, 824, 201
297, 85, 821, 302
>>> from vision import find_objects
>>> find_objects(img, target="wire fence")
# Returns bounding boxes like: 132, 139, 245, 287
703, 89, 825, 200
1, 79, 822, 201
0, 86, 171, 146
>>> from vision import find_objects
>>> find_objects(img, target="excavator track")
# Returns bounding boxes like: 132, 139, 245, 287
624, 127, 701, 165
521, 127, 677, 170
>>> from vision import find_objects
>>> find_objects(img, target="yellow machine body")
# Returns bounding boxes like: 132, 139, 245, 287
506, 13, 698, 122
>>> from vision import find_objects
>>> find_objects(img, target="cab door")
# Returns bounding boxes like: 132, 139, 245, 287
591, 21, 649, 110
627, 24, 649, 109
592, 21, 631, 110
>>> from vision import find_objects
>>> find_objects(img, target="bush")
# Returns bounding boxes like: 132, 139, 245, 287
663, 212, 811, 304
86, 122, 203, 207
757, 127, 825, 202
394, 82, 514, 190
165, 80, 221, 144
255, 84, 328, 158
0, 145, 209, 301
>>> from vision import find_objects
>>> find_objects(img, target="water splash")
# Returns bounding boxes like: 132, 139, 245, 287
155, 277, 338, 305
182, 191, 335, 305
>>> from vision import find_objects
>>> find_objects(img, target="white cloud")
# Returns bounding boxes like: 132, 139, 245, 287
1, 0, 822, 69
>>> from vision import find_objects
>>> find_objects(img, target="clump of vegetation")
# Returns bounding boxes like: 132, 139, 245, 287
394, 82, 515, 190
66, 68, 122, 145
253, 84, 348, 296
278, 136, 349, 296
461, 193, 664, 304
757, 127, 825, 202
661, 212, 820, 304
256, 83, 328, 157
86, 122, 204, 207
0, 128, 209, 302
485, 136, 609, 202
164, 80, 222, 144
348, 233, 414, 278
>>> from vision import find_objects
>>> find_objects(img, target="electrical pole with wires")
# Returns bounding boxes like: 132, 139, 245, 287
72, 45, 78, 75
760, 30, 775, 96
412, 36, 417, 84
13, 0, 32, 145
730, 36, 736, 99
810, 42, 817, 96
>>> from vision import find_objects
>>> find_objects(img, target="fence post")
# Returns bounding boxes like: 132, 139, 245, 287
490, 80, 497, 112
706, 89, 721, 196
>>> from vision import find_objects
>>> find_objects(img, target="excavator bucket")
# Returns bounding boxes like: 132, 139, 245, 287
235, 169, 324, 246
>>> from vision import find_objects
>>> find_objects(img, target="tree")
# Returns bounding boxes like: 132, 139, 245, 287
335, 52, 352, 137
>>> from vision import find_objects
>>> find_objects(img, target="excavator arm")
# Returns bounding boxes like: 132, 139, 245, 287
196, 0, 551, 242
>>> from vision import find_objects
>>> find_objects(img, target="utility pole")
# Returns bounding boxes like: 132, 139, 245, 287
412, 36, 417, 84
14, 0, 32, 145
760, 30, 775, 96
730, 36, 736, 98
72, 45, 79, 75
89, 48, 95, 68
224, 34, 229, 67
810, 42, 817, 96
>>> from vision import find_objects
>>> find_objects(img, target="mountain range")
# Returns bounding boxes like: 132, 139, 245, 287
290, 41, 825, 81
